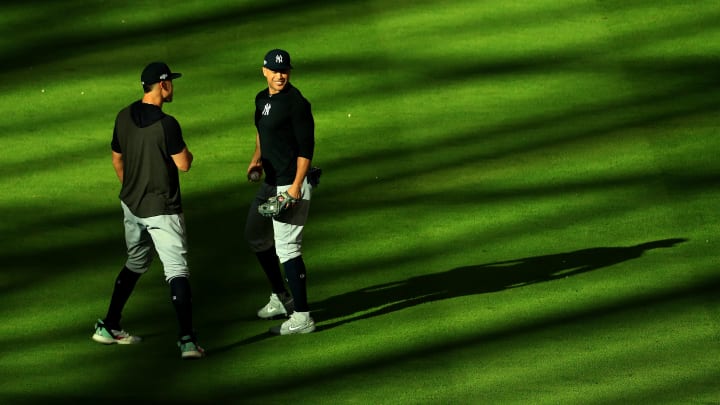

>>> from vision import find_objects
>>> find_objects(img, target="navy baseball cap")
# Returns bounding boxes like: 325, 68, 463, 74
141, 62, 182, 86
263, 49, 293, 70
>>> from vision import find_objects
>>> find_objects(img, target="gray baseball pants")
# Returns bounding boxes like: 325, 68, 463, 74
121, 201, 190, 281
245, 178, 312, 263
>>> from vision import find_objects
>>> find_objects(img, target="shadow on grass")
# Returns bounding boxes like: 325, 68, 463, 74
311, 238, 688, 331
207, 330, 275, 355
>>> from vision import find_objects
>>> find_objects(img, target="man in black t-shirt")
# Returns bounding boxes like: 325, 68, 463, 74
244, 49, 316, 335
92, 62, 204, 359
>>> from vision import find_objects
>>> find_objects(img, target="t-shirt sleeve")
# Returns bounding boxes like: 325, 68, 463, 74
254, 92, 263, 129
111, 117, 122, 153
162, 115, 186, 155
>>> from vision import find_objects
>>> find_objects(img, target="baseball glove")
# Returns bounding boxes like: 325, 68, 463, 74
258, 191, 299, 218
307, 166, 322, 188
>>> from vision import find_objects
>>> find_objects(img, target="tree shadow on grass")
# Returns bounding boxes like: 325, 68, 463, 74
312, 238, 688, 331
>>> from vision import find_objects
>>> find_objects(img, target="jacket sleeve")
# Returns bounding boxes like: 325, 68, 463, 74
292, 98, 314, 160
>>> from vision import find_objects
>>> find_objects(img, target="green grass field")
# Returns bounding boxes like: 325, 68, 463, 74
1, 1, 718, 403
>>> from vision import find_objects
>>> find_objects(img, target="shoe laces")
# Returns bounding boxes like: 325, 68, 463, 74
288, 312, 308, 326
178, 335, 199, 348
111, 329, 131, 338
99, 322, 130, 339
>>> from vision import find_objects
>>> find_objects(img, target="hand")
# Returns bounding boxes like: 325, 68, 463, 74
286, 185, 302, 201
247, 163, 263, 182
258, 191, 299, 217
247, 166, 263, 182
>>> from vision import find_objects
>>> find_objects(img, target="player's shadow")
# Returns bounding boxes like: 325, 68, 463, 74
312, 238, 687, 331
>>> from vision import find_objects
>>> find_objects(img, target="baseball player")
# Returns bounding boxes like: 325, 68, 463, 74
244, 49, 316, 335
92, 62, 204, 359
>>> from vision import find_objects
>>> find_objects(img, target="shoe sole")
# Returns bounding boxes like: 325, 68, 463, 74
287, 324, 316, 335
181, 347, 205, 359
269, 324, 316, 335
92, 334, 117, 344
92, 334, 139, 345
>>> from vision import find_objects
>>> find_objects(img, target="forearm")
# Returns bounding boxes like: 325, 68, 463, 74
172, 147, 193, 172
288, 157, 311, 198
248, 133, 263, 171
250, 147, 262, 167
113, 164, 124, 183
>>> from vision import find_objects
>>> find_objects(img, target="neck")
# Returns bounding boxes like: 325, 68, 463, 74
142, 90, 164, 107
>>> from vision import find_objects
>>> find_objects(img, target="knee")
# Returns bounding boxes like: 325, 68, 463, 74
245, 225, 274, 253
247, 238, 274, 253
125, 261, 151, 274
276, 243, 302, 263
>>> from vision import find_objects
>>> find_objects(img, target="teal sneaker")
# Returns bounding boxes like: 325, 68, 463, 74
92, 319, 141, 345
178, 335, 205, 360
270, 311, 316, 335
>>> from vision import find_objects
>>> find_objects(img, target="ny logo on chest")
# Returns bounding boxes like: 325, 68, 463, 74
262, 103, 272, 116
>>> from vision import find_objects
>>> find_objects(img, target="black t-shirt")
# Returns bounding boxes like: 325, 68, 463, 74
254, 83, 314, 186
111, 101, 186, 217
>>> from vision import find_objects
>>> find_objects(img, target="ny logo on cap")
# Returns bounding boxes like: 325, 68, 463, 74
275, 54, 283, 64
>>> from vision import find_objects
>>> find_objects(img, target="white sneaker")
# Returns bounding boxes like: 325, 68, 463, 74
270, 312, 316, 335
257, 293, 294, 319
